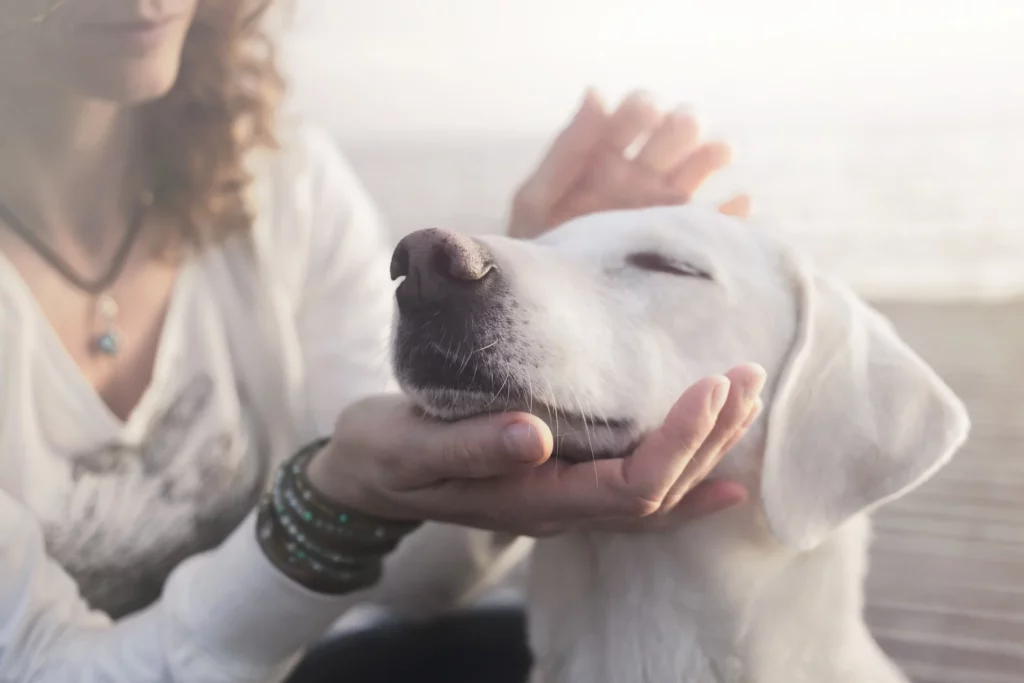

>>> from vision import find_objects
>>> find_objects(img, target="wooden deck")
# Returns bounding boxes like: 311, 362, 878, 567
865, 299, 1024, 683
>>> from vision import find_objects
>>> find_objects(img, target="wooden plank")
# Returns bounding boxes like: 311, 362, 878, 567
865, 299, 1024, 680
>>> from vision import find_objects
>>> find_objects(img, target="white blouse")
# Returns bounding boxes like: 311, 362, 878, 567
0, 124, 524, 683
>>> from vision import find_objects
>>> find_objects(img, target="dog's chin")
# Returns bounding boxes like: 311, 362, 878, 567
401, 383, 643, 464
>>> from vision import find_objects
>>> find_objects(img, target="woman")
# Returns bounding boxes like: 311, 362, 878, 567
0, 1, 764, 682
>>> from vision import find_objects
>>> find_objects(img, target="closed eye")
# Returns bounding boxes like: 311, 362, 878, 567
625, 251, 712, 280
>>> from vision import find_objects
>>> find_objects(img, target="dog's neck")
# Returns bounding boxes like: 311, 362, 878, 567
526, 505, 906, 683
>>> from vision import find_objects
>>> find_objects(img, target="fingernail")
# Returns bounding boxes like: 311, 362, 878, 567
747, 364, 767, 399
741, 398, 764, 429
503, 422, 540, 459
710, 377, 730, 414
581, 87, 600, 107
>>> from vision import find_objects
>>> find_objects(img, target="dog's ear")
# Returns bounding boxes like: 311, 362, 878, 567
760, 258, 970, 552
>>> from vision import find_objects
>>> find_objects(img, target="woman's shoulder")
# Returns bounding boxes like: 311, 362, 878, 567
265, 123, 364, 200
248, 121, 378, 240
242, 120, 390, 302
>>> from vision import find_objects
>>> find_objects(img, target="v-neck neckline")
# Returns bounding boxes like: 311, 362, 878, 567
0, 249, 196, 434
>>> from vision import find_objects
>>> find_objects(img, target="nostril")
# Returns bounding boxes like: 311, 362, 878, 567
390, 244, 410, 281
392, 228, 498, 313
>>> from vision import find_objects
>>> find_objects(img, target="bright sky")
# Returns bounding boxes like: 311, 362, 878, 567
281, 0, 1024, 136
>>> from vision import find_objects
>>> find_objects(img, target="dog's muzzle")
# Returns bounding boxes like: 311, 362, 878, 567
390, 228, 513, 397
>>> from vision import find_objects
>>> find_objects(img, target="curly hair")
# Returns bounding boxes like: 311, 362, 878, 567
143, 0, 286, 257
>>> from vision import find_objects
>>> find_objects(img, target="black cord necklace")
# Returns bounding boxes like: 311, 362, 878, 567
0, 190, 153, 357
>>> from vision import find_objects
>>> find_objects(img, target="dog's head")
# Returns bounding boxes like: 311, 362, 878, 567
389, 205, 970, 551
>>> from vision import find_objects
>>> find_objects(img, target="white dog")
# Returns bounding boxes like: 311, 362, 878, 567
383, 205, 970, 683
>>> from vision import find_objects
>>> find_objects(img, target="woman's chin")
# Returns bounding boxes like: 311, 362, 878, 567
68, 60, 182, 106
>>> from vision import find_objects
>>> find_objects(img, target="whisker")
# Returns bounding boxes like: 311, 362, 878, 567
451, 342, 464, 370
525, 372, 535, 416
455, 316, 473, 371
31, 0, 70, 24
503, 368, 515, 412
543, 378, 564, 464
408, 311, 440, 337
568, 386, 600, 486
490, 372, 510, 408
474, 340, 499, 354
443, 340, 455, 368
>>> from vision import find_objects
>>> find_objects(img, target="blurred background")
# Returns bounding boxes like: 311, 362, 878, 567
281, 0, 1024, 300
276, 2, 1023, 681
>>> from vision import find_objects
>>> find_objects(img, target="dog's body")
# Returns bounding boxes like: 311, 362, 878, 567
526, 498, 897, 683
386, 206, 970, 683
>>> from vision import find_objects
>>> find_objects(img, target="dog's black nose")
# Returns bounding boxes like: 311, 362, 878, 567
391, 228, 497, 311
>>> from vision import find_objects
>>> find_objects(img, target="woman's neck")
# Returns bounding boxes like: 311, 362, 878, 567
0, 84, 140, 254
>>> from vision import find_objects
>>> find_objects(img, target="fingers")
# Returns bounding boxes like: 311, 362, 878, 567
532, 89, 608, 196
659, 365, 766, 509
719, 397, 762, 455
524, 368, 759, 522
584, 374, 733, 515
633, 108, 700, 175
588, 150, 681, 208
557, 364, 764, 533
668, 141, 733, 200
604, 94, 733, 203
604, 91, 663, 154
512, 88, 748, 239
599, 97, 740, 214
718, 193, 752, 218
544, 366, 763, 522
510, 89, 608, 237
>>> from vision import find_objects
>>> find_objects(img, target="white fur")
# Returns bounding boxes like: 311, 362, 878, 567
390, 205, 971, 683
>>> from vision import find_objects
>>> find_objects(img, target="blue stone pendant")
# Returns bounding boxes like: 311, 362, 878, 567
95, 332, 120, 356
93, 293, 121, 357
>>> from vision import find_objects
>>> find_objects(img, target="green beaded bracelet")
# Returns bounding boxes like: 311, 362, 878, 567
256, 438, 421, 595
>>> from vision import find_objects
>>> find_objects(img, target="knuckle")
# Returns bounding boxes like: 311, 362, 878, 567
438, 439, 480, 476
680, 429, 712, 457
670, 476, 700, 503
368, 434, 401, 470
618, 494, 662, 519
369, 451, 405, 490
659, 425, 709, 462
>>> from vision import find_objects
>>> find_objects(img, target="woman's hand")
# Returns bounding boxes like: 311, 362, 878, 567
306, 364, 765, 537
509, 89, 752, 240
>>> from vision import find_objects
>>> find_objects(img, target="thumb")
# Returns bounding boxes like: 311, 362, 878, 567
513, 90, 607, 217
413, 412, 554, 482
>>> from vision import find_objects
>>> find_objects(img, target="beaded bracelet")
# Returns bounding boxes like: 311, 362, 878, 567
257, 438, 422, 595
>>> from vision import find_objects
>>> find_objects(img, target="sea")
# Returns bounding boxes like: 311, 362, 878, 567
337, 120, 1024, 302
